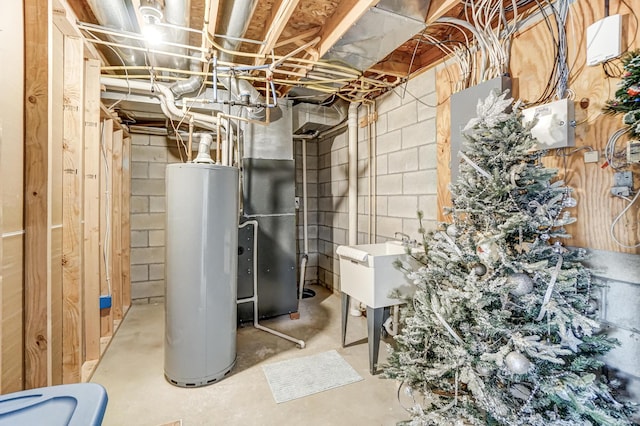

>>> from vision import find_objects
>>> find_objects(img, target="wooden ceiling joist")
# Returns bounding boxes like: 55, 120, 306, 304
316, 0, 380, 58
255, 0, 301, 65
426, 0, 463, 24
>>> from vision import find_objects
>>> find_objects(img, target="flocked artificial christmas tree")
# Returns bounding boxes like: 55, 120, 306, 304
383, 91, 635, 425
603, 50, 640, 137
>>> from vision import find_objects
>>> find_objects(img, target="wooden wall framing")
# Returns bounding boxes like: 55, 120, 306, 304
437, 0, 640, 254
14, 0, 132, 391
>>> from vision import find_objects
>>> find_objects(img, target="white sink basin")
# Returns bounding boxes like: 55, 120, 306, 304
336, 242, 417, 308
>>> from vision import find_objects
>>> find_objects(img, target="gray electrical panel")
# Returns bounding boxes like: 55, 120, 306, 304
450, 76, 511, 184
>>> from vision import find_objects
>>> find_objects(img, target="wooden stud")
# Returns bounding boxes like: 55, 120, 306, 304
50, 25, 65, 387
62, 35, 85, 384
121, 137, 132, 311
83, 59, 101, 364
100, 120, 114, 338
111, 130, 123, 321
24, 0, 51, 389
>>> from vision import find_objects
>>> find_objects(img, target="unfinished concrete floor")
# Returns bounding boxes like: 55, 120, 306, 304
91, 284, 410, 425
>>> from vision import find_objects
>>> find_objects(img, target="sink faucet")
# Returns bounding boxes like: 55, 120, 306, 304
394, 232, 410, 243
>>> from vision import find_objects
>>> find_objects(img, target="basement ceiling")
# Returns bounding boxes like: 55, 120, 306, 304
68, 0, 538, 105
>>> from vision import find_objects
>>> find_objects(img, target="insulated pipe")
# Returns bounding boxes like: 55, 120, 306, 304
347, 102, 361, 316
86, 0, 146, 66
100, 77, 222, 132
214, 0, 266, 120
237, 220, 305, 348
170, 55, 204, 98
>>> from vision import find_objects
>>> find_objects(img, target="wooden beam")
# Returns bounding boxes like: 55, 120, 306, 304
207, 0, 221, 42
111, 130, 123, 321
426, 0, 461, 24
121, 137, 131, 310
275, 27, 321, 49
254, 0, 301, 66
50, 25, 65, 387
24, 0, 51, 389
369, 51, 418, 78
62, 35, 85, 384
83, 59, 101, 363
317, 0, 379, 58
99, 120, 113, 338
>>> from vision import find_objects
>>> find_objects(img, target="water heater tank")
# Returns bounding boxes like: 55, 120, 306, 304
164, 163, 239, 387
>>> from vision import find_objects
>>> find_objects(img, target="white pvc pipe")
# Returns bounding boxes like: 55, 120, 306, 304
237, 220, 305, 349
347, 102, 362, 316
298, 137, 310, 300
100, 77, 222, 132
348, 102, 358, 246
371, 102, 377, 240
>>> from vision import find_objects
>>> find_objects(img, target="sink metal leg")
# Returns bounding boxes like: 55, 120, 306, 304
341, 293, 350, 347
367, 306, 384, 375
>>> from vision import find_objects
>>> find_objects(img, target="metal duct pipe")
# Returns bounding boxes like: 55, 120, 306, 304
155, 0, 191, 70
86, 0, 146, 66
214, 0, 266, 120
216, 0, 260, 63
170, 54, 203, 98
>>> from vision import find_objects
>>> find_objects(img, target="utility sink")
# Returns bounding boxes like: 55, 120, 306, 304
336, 241, 417, 309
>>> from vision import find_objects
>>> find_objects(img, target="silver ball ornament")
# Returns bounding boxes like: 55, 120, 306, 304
446, 224, 460, 237
472, 263, 487, 276
505, 351, 531, 374
540, 233, 550, 241
507, 273, 534, 296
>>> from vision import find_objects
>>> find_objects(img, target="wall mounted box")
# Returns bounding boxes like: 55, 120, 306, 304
522, 98, 575, 150
450, 76, 512, 183
586, 14, 622, 66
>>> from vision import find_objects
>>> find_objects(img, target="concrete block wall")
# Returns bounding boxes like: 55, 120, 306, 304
586, 250, 640, 420
129, 133, 182, 302
316, 68, 438, 291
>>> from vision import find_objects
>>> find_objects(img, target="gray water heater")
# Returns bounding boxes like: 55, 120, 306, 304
164, 163, 239, 387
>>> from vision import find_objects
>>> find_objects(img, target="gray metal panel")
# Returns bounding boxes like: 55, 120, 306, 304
322, 7, 425, 72
242, 158, 295, 216
450, 76, 511, 184
238, 216, 298, 321
244, 100, 293, 160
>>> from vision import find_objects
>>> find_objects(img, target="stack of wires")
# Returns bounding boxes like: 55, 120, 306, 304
604, 127, 630, 170
526, 0, 571, 106
435, 0, 524, 90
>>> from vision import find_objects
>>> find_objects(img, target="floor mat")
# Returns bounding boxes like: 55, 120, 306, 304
262, 350, 363, 403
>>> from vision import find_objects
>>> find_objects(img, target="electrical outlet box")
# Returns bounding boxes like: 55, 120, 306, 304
584, 150, 599, 163
611, 186, 631, 197
294, 196, 300, 209
586, 14, 622, 66
613, 170, 633, 188
627, 140, 640, 163
522, 98, 575, 150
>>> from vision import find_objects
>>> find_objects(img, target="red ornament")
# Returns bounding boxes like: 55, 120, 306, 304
627, 84, 640, 97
